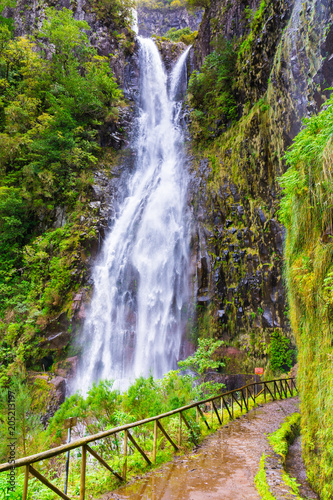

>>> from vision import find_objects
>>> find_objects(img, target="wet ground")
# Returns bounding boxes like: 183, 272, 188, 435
105, 397, 299, 500
285, 436, 319, 499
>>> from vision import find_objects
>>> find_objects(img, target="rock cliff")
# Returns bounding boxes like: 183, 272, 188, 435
138, 5, 202, 37
189, 0, 333, 370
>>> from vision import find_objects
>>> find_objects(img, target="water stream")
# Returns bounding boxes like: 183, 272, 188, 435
75, 38, 191, 392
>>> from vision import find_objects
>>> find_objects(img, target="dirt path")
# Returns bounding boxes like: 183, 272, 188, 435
106, 397, 299, 500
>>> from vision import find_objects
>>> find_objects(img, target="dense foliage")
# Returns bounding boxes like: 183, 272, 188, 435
268, 330, 294, 373
279, 93, 333, 499
164, 27, 197, 44
187, 36, 237, 142
0, 339, 225, 499
90, 0, 135, 28
0, 7, 125, 382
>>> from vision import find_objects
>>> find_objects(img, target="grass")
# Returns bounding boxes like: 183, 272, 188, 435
268, 412, 300, 461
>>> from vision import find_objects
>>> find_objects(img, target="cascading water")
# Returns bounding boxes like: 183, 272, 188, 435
75, 38, 191, 392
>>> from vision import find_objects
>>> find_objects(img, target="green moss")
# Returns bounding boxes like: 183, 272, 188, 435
238, 1, 266, 60
254, 454, 276, 500
268, 413, 300, 461
164, 27, 197, 45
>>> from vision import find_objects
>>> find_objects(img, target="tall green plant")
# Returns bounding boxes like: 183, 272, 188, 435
279, 92, 333, 498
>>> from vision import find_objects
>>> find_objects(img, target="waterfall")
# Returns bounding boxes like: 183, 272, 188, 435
74, 38, 191, 392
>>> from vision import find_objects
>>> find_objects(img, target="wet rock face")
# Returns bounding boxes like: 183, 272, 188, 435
138, 6, 202, 38
154, 38, 188, 71
190, 0, 333, 344
189, 169, 288, 337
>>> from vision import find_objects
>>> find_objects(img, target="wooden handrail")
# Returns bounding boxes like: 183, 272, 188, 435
0, 376, 297, 499
0, 376, 294, 472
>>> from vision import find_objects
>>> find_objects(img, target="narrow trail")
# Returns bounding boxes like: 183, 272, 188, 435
106, 397, 299, 500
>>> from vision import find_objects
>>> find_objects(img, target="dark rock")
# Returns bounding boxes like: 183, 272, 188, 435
237, 205, 244, 216
262, 307, 274, 328
138, 6, 202, 38
53, 356, 79, 379
49, 376, 66, 404
258, 209, 266, 224
197, 295, 211, 305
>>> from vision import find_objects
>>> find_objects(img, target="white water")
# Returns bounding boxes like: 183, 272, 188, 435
74, 38, 191, 392
132, 9, 138, 34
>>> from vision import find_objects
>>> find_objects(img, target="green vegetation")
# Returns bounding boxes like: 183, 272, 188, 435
178, 337, 225, 395
90, 0, 135, 28
0, 7, 127, 382
0, 357, 288, 499
268, 330, 294, 374
254, 454, 276, 500
164, 27, 197, 44
0, 338, 226, 499
268, 413, 300, 461
187, 36, 237, 142
279, 93, 333, 499
238, 1, 266, 59
137, 0, 186, 10
185, 0, 209, 11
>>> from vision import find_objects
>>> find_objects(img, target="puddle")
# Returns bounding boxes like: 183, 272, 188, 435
104, 398, 299, 500
285, 436, 318, 499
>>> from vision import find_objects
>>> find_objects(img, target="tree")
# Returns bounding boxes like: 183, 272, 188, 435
178, 338, 225, 398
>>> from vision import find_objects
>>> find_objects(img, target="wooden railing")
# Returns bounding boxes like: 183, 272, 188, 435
0, 377, 297, 499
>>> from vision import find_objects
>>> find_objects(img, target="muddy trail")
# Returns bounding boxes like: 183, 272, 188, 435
104, 397, 301, 500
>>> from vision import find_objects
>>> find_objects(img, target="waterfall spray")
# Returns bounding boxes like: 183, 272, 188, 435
74, 38, 191, 392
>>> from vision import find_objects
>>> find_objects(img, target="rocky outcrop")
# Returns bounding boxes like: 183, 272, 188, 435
138, 6, 202, 37
153, 38, 187, 70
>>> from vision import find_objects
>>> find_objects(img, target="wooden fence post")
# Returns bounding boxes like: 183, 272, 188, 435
123, 430, 128, 481
178, 413, 182, 446
80, 445, 86, 500
22, 464, 29, 500
153, 420, 158, 463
